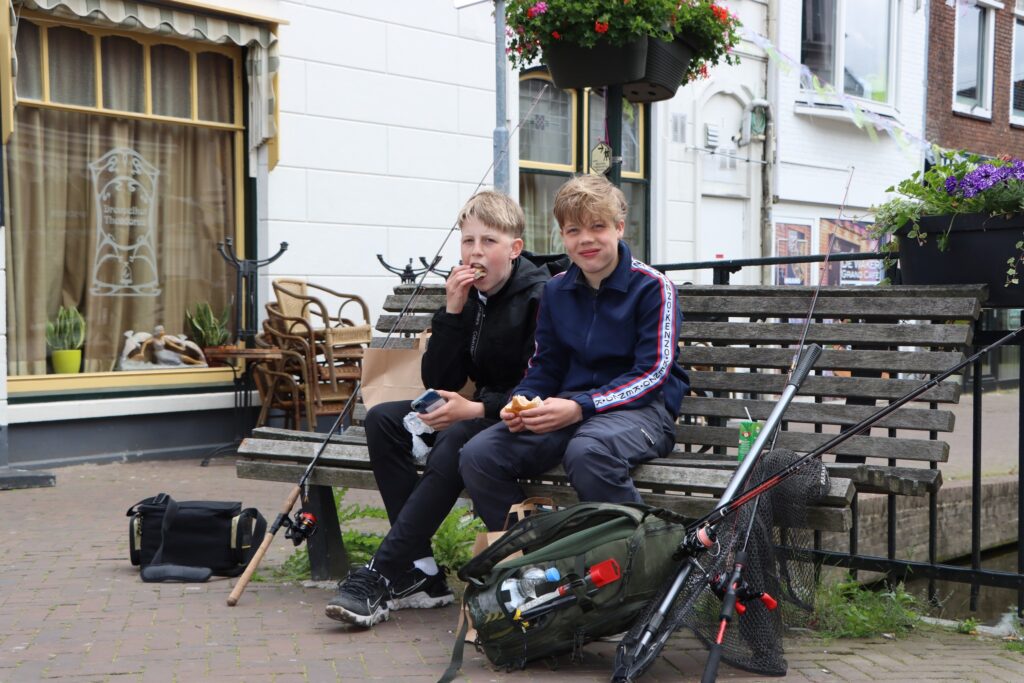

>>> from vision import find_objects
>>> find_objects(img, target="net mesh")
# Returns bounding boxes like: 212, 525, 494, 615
616, 448, 828, 678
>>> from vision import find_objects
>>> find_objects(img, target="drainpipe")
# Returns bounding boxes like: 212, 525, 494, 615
494, 0, 510, 193
742, 97, 773, 281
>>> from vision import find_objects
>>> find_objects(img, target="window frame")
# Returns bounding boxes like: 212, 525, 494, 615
6, 11, 247, 396
952, 0, 1000, 119
517, 70, 651, 260
1011, 5, 1024, 126
799, 0, 900, 112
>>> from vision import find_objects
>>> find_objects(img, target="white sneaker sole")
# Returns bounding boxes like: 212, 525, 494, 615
324, 603, 390, 628
389, 591, 455, 611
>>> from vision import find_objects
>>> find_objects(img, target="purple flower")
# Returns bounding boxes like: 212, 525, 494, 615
944, 176, 959, 195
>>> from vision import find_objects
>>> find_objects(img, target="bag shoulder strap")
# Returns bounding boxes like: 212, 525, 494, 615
437, 603, 472, 683
140, 494, 212, 583
459, 502, 645, 583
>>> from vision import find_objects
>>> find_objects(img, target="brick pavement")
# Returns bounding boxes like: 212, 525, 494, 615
1, 458, 1022, 682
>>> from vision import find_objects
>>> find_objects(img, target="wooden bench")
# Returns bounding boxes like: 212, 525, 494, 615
237, 282, 986, 580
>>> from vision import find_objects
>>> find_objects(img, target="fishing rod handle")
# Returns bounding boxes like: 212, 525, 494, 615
700, 645, 724, 683
227, 485, 301, 606
789, 343, 822, 388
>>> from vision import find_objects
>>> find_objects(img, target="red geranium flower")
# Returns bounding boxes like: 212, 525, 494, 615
551, 30, 561, 39
594, 20, 609, 33
711, 4, 729, 23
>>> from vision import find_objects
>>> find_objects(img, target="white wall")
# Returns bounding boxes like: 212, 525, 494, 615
265, 0, 500, 319
652, 0, 769, 286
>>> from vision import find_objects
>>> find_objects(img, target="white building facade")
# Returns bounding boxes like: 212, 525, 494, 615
1, 0, 930, 466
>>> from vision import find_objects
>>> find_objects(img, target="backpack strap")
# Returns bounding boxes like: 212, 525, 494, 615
437, 603, 472, 683
140, 495, 212, 583
460, 503, 645, 583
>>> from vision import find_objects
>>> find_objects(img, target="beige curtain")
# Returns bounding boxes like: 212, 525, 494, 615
5, 107, 235, 375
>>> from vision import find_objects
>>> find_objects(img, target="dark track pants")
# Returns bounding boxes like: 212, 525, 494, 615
365, 400, 496, 580
459, 401, 677, 531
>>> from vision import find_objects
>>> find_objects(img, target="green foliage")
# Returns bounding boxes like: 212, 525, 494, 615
811, 578, 921, 639
956, 617, 979, 634
186, 301, 231, 347
505, 0, 742, 83
1004, 639, 1024, 653
45, 305, 85, 350
432, 508, 487, 572
272, 488, 483, 583
870, 150, 1024, 286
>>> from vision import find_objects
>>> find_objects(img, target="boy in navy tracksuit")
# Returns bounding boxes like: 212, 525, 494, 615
459, 175, 690, 530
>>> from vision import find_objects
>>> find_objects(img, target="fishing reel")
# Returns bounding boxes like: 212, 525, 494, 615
707, 572, 777, 615
675, 523, 717, 559
282, 510, 318, 546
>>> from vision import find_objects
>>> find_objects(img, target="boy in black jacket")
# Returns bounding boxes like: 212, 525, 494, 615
326, 191, 549, 628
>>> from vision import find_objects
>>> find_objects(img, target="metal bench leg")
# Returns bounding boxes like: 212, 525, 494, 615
304, 484, 349, 581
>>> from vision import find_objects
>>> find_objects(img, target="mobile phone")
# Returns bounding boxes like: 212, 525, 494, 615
411, 389, 446, 414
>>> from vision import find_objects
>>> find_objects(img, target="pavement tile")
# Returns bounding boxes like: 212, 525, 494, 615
2, 458, 1022, 683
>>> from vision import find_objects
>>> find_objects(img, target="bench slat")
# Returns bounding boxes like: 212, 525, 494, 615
681, 296, 980, 320
237, 439, 852, 506
678, 396, 956, 432
675, 425, 949, 462
679, 322, 974, 347
680, 347, 965, 374
236, 460, 852, 532
674, 284, 988, 300
689, 370, 961, 403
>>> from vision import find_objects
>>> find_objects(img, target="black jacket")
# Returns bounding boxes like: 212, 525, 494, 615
422, 257, 549, 419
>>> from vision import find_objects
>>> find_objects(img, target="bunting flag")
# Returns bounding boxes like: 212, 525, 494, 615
741, 27, 937, 156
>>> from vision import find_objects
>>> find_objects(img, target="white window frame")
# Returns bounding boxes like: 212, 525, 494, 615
799, 0, 900, 113
1011, 4, 1024, 125
952, 0, 1001, 119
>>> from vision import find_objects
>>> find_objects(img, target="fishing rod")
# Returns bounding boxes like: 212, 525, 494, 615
227, 84, 553, 607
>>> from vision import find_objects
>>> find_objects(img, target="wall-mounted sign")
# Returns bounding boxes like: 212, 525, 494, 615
590, 142, 612, 176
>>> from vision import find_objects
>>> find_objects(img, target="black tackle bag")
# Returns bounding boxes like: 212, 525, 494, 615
439, 502, 687, 680
127, 493, 266, 582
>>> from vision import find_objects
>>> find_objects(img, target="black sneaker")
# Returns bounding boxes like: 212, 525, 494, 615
388, 566, 455, 610
324, 565, 390, 627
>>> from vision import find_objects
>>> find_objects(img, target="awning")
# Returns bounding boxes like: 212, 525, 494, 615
15, 0, 278, 159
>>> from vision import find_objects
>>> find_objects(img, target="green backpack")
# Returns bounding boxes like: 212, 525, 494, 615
440, 502, 687, 679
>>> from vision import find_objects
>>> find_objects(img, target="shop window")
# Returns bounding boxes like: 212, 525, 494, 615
518, 73, 649, 259
151, 44, 192, 118
101, 36, 144, 113
5, 17, 242, 382
48, 26, 95, 106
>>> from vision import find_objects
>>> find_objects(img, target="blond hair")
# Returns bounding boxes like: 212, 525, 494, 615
552, 175, 628, 229
458, 191, 525, 239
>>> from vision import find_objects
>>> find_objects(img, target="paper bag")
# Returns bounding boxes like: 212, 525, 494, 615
360, 333, 428, 410
360, 330, 474, 409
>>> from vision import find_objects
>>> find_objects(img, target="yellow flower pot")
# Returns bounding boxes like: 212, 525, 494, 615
52, 349, 82, 374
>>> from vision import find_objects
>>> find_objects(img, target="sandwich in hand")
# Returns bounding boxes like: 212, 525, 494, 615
503, 394, 542, 415
473, 265, 487, 280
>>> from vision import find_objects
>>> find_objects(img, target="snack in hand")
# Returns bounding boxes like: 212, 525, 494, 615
473, 266, 487, 280
503, 394, 542, 415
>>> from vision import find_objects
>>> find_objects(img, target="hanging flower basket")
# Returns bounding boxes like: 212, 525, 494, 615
544, 36, 648, 90
897, 212, 1024, 308
624, 35, 697, 103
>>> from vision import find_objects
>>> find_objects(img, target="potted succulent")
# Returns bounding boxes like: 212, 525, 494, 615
870, 153, 1024, 308
186, 301, 233, 364
46, 305, 86, 374
505, 0, 741, 99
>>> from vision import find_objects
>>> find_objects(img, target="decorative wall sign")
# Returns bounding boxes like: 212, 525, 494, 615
89, 148, 161, 297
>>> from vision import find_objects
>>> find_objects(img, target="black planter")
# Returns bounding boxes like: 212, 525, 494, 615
624, 35, 696, 103
897, 212, 1024, 308
543, 36, 647, 90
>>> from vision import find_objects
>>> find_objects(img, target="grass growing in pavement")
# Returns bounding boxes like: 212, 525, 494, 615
811, 578, 921, 639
